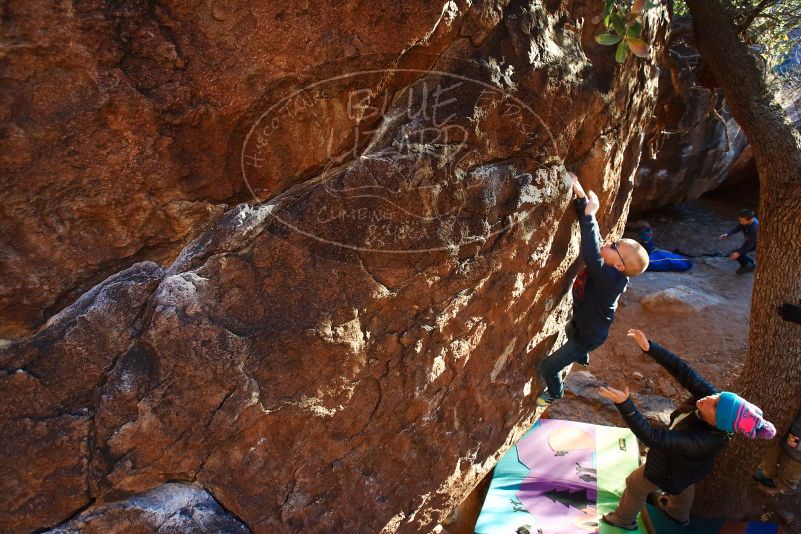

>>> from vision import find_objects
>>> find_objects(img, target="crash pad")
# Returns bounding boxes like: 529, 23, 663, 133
475, 418, 646, 533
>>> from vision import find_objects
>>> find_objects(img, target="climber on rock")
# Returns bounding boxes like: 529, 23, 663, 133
536, 172, 649, 407
599, 328, 776, 530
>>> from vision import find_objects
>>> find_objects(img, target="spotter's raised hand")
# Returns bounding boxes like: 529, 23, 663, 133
627, 329, 650, 351
599, 385, 630, 404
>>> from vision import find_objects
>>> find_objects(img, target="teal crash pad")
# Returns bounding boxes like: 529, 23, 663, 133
475, 419, 646, 534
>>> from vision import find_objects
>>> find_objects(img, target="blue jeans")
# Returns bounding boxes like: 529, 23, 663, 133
539, 323, 598, 399
736, 252, 755, 266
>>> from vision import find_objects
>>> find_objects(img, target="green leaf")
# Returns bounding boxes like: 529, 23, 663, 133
610, 12, 626, 35
644, 0, 659, 10
615, 40, 628, 63
603, 0, 614, 28
596, 33, 623, 45
627, 21, 643, 38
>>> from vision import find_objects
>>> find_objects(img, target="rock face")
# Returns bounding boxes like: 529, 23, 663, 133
0, 1, 667, 532
44, 483, 250, 534
631, 19, 749, 211
640, 285, 725, 313
0, 1, 479, 337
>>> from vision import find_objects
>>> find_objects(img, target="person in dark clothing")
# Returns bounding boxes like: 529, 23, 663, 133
755, 405, 801, 494
536, 173, 649, 406
599, 329, 776, 530
719, 208, 758, 274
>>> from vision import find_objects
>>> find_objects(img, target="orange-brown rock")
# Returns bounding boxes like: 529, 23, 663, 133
0, 1, 667, 532
0, 1, 462, 337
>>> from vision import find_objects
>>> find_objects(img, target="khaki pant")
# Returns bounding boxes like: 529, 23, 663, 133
760, 442, 801, 491
611, 464, 695, 524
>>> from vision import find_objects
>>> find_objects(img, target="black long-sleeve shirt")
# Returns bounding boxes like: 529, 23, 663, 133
727, 218, 759, 255
614, 342, 729, 494
571, 200, 628, 346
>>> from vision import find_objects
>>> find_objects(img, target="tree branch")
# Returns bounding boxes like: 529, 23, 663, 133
685, 0, 801, 187
736, 0, 777, 32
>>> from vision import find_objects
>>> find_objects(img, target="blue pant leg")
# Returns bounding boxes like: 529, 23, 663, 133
731, 248, 755, 266
539, 330, 591, 399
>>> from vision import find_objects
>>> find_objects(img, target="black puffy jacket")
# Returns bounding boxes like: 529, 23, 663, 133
614, 341, 730, 494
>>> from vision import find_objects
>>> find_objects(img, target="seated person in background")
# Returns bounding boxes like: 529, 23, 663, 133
637, 223, 656, 253
634, 222, 693, 272
536, 173, 649, 406
599, 329, 776, 530
755, 405, 801, 494
719, 209, 758, 274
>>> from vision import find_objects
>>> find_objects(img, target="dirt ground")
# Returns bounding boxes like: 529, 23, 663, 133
445, 188, 801, 532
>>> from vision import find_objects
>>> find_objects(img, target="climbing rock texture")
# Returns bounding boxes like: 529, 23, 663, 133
0, 1, 471, 337
631, 18, 749, 211
44, 483, 250, 534
0, 1, 667, 532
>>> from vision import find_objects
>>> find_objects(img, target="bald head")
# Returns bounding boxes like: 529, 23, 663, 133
600, 238, 648, 276
617, 238, 649, 276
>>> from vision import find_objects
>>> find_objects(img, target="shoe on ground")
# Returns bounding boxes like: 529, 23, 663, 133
736, 263, 755, 275
535, 391, 556, 407
648, 493, 690, 527
753, 468, 777, 488
757, 482, 782, 496
601, 512, 638, 531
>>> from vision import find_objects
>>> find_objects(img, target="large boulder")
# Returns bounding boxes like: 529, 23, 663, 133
631, 18, 749, 211
640, 285, 725, 314
0, 1, 475, 337
44, 483, 250, 534
0, 1, 667, 532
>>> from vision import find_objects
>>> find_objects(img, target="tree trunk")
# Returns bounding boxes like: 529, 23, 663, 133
683, 0, 801, 519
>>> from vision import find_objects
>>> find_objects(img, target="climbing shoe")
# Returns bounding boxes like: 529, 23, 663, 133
757, 482, 781, 496
535, 391, 556, 407
601, 513, 637, 531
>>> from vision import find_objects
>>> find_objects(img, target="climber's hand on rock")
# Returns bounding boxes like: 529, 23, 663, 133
719, 233, 729, 240
788, 433, 799, 448
571, 172, 586, 198
627, 329, 650, 351
599, 385, 630, 404
729, 251, 741, 260
584, 190, 599, 216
